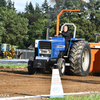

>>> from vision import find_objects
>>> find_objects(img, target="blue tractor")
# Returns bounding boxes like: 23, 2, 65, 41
28, 23, 91, 76
28, 9, 91, 76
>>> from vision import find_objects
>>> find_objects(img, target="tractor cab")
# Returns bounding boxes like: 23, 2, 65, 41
0, 44, 10, 58
0, 44, 10, 52
56, 23, 85, 56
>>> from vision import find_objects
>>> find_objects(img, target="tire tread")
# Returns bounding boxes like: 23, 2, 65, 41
69, 41, 91, 76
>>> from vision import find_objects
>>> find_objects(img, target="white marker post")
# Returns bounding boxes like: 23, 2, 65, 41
50, 69, 64, 98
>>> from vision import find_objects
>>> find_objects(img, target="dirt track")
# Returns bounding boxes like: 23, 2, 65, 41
0, 67, 100, 98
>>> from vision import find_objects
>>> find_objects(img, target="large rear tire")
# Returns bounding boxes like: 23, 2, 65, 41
57, 58, 65, 76
69, 41, 91, 76
28, 57, 37, 75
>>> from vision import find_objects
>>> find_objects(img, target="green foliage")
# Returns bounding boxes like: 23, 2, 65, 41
25, 1, 29, 13
0, 7, 29, 46
6, 0, 16, 11
34, 3, 42, 18
42, 0, 50, 14
29, 16, 47, 45
25, 1, 34, 14
0, 0, 6, 7
28, 2, 34, 14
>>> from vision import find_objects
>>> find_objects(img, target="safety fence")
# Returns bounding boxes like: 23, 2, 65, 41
15, 49, 35, 59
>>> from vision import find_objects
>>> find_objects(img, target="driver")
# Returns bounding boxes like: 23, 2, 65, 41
59, 25, 71, 54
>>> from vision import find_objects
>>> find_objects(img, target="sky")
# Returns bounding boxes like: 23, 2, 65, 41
6, 0, 89, 13
9, 0, 47, 12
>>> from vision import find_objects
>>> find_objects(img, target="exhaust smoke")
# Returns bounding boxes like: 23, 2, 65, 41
49, 0, 56, 6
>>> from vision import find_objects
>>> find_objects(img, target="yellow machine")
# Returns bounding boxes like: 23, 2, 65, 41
0, 43, 22, 59
0, 43, 10, 58
3, 47, 17, 59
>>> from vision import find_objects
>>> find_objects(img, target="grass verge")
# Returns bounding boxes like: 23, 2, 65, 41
49, 94, 100, 100
0, 64, 27, 68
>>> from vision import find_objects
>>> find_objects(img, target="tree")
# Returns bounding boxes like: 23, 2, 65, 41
35, 3, 41, 13
42, 0, 49, 14
25, 1, 34, 14
6, 0, 16, 11
53, 0, 66, 15
25, 1, 29, 13
12, 1, 16, 11
34, 3, 41, 18
0, 0, 6, 7
28, 17, 47, 46
28, 1, 34, 14
6, 0, 12, 9
0, 7, 29, 45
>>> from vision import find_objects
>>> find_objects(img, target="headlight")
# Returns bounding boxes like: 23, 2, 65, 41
47, 50, 51, 54
39, 49, 51, 54
39, 49, 43, 53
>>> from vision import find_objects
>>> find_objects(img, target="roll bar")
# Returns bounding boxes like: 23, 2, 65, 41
56, 9, 80, 36
61, 23, 76, 38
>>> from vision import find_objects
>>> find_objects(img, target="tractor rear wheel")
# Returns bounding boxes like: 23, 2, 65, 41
57, 58, 65, 76
28, 57, 37, 75
69, 41, 91, 76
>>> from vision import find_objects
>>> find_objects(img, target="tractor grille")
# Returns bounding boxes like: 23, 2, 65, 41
39, 42, 51, 49
39, 42, 51, 57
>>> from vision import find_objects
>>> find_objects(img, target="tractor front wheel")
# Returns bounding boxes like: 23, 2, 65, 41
28, 57, 37, 75
57, 58, 65, 76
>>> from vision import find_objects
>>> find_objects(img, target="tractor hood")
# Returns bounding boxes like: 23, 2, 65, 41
38, 36, 65, 59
